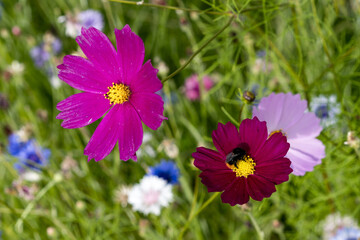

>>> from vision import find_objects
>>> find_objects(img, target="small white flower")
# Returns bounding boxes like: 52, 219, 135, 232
128, 176, 173, 215
322, 213, 358, 240
8, 61, 25, 75
143, 132, 153, 144
158, 139, 179, 158
21, 171, 41, 182
344, 131, 360, 149
50, 75, 61, 89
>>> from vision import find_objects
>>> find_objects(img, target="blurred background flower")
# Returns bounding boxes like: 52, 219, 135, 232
128, 175, 173, 215
184, 74, 214, 101
311, 95, 341, 128
58, 9, 104, 38
148, 160, 180, 185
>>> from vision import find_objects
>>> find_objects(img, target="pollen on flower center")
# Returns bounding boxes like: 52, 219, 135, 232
226, 155, 256, 178
104, 83, 131, 104
269, 129, 287, 138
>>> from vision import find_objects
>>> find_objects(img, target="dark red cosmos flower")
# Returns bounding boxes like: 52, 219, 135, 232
192, 117, 292, 206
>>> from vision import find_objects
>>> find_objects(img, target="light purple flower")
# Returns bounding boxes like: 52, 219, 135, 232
30, 44, 50, 68
56, 25, 166, 162
59, 9, 104, 38
184, 74, 214, 100
78, 10, 104, 31
253, 93, 326, 176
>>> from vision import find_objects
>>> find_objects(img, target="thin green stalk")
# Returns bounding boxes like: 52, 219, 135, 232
162, 15, 235, 83
247, 212, 264, 240
103, 0, 116, 31
15, 173, 63, 233
109, 0, 233, 16
177, 192, 220, 240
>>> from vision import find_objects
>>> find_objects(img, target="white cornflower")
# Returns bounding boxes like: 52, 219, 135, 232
311, 95, 340, 128
128, 176, 173, 215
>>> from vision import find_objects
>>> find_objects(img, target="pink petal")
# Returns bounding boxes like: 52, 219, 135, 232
221, 178, 249, 206
246, 175, 276, 201
252, 93, 286, 132
56, 92, 110, 129
239, 117, 268, 157
255, 157, 292, 184
211, 122, 241, 156
130, 60, 162, 93
276, 94, 307, 132
286, 112, 322, 139
84, 105, 123, 161
117, 103, 143, 161
130, 92, 166, 131
115, 25, 145, 85
192, 147, 228, 171
254, 132, 289, 163
57, 55, 111, 94
76, 27, 120, 82
286, 146, 323, 176
199, 170, 235, 192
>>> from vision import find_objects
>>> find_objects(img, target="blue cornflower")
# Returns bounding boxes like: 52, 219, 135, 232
311, 95, 340, 127
8, 133, 50, 172
30, 44, 50, 68
148, 160, 180, 185
331, 227, 360, 240
52, 37, 62, 55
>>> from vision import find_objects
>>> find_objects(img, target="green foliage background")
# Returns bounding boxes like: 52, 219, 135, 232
0, 0, 359, 239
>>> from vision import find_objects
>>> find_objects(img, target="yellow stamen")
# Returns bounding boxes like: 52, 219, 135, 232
226, 155, 256, 178
269, 129, 286, 138
104, 83, 131, 105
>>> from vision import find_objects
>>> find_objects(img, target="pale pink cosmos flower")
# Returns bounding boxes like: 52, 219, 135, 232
56, 25, 166, 162
253, 93, 326, 175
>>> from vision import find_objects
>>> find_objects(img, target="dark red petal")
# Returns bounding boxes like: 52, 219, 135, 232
255, 157, 292, 184
192, 147, 228, 171
220, 178, 250, 206
246, 175, 276, 201
239, 117, 268, 157
211, 122, 241, 156
199, 170, 235, 192
254, 132, 290, 163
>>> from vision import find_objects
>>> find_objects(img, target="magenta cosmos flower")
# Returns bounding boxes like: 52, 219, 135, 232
192, 117, 292, 206
56, 25, 166, 161
253, 93, 325, 176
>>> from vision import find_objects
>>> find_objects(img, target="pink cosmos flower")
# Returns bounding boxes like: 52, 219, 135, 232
253, 93, 325, 175
56, 25, 166, 162
184, 74, 214, 100
192, 117, 292, 206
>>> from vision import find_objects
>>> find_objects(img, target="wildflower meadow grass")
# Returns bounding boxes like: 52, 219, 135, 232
0, 0, 360, 239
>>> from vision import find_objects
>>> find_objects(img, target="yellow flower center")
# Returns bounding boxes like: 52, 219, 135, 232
226, 155, 256, 178
104, 83, 131, 104
269, 129, 286, 138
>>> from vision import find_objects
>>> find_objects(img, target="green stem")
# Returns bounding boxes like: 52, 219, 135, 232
103, 0, 116, 31
247, 212, 264, 240
178, 192, 220, 240
162, 15, 235, 83
109, 0, 233, 16
15, 174, 63, 233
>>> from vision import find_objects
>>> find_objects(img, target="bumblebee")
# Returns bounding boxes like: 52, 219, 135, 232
225, 148, 246, 168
